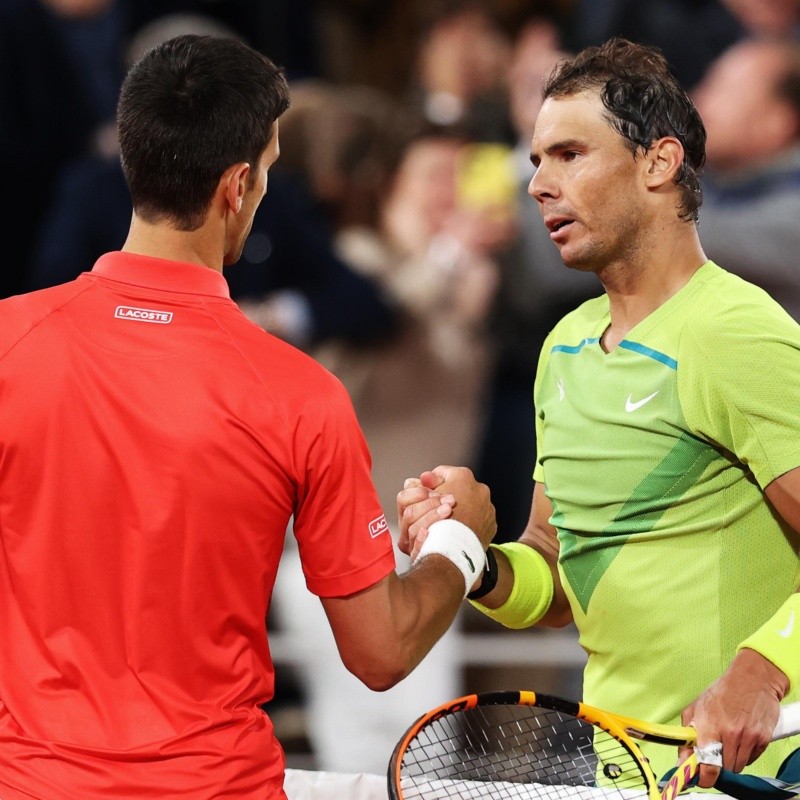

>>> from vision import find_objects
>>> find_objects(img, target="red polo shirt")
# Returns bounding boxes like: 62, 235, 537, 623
0, 252, 395, 799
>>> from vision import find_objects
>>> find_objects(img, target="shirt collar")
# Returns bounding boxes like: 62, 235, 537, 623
91, 251, 231, 299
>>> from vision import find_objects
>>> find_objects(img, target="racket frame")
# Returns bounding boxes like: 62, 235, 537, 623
388, 689, 697, 800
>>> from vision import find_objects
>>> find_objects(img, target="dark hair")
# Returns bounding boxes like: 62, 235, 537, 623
544, 37, 706, 221
117, 34, 290, 230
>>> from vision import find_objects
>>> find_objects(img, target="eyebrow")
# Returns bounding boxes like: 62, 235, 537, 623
530, 138, 584, 168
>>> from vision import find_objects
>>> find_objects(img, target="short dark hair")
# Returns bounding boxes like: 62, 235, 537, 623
544, 37, 706, 222
117, 34, 290, 230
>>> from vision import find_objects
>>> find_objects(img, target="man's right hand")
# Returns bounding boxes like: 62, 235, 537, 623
397, 466, 496, 560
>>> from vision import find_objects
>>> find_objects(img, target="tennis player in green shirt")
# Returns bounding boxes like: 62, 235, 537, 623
399, 36, 800, 790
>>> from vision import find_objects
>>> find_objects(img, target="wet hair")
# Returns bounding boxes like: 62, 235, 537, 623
117, 34, 290, 230
544, 37, 706, 221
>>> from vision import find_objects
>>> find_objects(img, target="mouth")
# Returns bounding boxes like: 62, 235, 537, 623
544, 217, 573, 234
545, 216, 575, 239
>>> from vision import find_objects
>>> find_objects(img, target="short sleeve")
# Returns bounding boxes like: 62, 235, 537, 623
679, 299, 800, 488
291, 374, 396, 597
533, 328, 557, 484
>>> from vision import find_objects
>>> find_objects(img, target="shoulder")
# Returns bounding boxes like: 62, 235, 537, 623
682, 262, 799, 343
222, 307, 353, 406
0, 280, 90, 360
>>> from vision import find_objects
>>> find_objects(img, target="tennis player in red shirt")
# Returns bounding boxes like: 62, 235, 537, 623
0, 34, 495, 799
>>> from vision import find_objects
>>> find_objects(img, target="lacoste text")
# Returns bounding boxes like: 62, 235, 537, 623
115, 306, 174, 324
369, 515, 389, 538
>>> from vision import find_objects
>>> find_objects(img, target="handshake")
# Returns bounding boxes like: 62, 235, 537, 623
396, 466, 497, 596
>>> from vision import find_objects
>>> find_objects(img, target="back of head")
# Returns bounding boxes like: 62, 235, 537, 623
544, 37, 706, 221
117, 34, 290, 230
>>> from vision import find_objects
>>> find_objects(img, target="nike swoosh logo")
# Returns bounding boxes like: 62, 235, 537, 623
778, 610, 795, 638
625, 391, 659, 412
462, 551, 476, 574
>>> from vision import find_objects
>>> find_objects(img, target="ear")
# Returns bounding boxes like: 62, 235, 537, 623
222, 162, 251, 213
643, 137, 684, 190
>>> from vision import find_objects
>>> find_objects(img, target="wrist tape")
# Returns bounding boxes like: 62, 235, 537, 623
469, 541, 554, 629
415, 519, 486, 598
737, 592, 800, 693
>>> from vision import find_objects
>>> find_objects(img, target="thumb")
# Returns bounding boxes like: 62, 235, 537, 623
421, 469, 448, 489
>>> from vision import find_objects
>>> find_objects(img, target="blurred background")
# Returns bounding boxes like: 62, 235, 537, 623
4, 0, 800, 775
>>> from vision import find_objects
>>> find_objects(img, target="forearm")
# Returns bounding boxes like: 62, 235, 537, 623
323, 555, 465, 691
325, 517, 487, 691
390, 556, 466, 677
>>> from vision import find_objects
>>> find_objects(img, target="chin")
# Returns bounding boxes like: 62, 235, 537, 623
559, 252, 591, 273
560, 243, 605, 274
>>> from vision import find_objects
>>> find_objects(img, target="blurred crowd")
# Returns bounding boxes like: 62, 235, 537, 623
4, 0, 800, 776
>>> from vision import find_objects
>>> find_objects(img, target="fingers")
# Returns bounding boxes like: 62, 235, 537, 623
403, 496, 454, 543
693, 739, 722, 789
692, 723, 768, 788
409, 528, 429, 562
420, 469, 447, 490
396, 481, 431, 554
396, 483, 454, 556
397, 465, 496, 557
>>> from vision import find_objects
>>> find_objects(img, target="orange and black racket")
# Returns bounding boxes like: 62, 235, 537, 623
387, 690, 800, 800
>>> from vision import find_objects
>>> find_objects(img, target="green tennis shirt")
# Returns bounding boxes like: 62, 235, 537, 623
533, 261, 800, 780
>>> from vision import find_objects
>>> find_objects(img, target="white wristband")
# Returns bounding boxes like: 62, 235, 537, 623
415, 519, 486, 597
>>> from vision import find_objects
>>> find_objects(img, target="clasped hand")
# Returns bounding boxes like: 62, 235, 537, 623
396, 465, 496, 561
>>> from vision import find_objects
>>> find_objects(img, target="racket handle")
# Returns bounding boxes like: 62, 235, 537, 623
773, 702, 800, 740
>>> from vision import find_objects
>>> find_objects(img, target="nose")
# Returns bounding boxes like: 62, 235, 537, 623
528, 164, 556, 205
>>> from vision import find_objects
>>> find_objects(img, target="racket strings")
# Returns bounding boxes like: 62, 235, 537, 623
397, 705, 651, 799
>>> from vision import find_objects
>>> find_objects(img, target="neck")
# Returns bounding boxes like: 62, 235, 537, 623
122, 216, 225, 273
599, 222, 706, 352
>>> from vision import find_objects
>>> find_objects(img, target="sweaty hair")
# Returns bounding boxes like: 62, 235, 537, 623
544, 37, 706, 222
117, 34, 290, 230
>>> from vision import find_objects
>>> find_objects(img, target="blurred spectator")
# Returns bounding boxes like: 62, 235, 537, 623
0, 0, 126, 298
717, 0, 800, 38
407, 0, 515, 143
474, 17, 601, 540
28, 13, 399, 350
268, 87, 508, 773
567, 0, 744, 90
693, 37, 800, 321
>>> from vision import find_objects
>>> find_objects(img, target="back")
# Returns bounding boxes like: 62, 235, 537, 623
0, 252, 394, 799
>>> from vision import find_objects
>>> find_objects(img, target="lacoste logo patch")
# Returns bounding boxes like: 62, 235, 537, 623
368, 514, 389, 538
115, 306, 173, 324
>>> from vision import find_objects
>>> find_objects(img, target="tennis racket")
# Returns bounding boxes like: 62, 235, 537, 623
388, 690, 800, 800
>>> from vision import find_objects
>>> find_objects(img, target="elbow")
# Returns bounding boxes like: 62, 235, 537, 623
341, 645, 411, 692
360, 668, 406, 693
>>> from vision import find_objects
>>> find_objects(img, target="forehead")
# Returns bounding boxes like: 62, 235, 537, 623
531, 90, 619, 153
